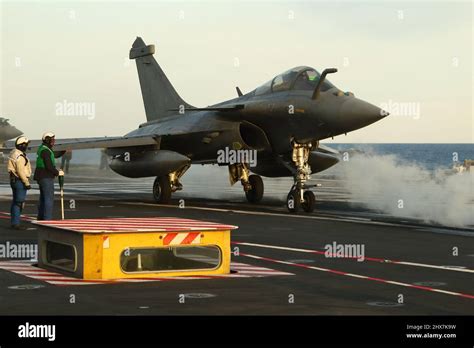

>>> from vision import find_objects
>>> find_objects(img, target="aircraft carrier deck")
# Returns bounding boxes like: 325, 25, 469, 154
0, 166, 473, 316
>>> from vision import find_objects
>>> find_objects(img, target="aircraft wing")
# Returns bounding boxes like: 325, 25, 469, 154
2, 135, 159, 153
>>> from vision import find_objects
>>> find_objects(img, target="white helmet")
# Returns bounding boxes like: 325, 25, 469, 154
42, 132, 55, 141
15, 136, 29, 146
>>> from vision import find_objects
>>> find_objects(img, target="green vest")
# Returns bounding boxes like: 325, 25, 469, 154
36, 144, 55, 169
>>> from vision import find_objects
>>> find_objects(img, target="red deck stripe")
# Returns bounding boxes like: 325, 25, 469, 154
163, 233, 178, 245
240, 253, 474, 300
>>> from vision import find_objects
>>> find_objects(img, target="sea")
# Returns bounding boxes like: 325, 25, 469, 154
328, 144, 473, 171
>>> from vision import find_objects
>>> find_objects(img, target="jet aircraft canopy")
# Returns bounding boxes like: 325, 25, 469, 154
254, 66, 336, 96
0, 118, 11, 126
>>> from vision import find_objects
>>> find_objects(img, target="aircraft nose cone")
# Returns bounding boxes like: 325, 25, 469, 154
340, 98, 388, 131
2, 126, 23, 142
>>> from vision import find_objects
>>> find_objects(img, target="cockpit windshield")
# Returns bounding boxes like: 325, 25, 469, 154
0, 118, 11, 126
272, 68, 300, 92
254, 66, 336, 96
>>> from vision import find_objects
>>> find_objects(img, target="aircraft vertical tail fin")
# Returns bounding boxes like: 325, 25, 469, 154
130, 37, 193, 121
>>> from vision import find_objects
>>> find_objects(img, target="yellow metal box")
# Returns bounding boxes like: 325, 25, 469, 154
33, 217, 238, 280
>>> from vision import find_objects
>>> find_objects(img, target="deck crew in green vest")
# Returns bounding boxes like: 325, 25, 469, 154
33, 132, 63, 220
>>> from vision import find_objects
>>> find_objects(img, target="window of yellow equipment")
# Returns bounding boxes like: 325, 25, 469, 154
44, 240, 77, 272
120, 245, 222, 273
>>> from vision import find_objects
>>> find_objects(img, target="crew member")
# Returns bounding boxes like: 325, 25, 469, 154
7, 136, 32, 229
34, 132, 63, 220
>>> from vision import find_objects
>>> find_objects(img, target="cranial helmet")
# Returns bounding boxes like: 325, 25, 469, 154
15, 136, 29, 146
15, 136, 29, 150
42, 132, 55, 141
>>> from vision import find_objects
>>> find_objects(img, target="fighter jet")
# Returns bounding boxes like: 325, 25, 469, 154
20, 37, 388, 213
0, 118, 23, 144
0, 118, 23, 163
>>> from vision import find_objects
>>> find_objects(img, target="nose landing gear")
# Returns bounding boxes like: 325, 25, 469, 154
286, 141, 316, 213
287, 185, 315, 213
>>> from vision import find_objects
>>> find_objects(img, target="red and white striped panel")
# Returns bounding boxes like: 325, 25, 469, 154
33, 217, 238, 234
0, 261, 293, 286
163, 232, 201, 246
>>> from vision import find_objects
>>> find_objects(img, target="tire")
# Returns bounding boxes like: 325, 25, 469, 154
302, 190, 315, 213
245, 175, 264, 203
153, 176, 172, 203
286, 189, 301, 213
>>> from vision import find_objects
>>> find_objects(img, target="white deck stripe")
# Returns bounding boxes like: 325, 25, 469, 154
48, 281, 104, 285
10, 271, 62, 276
122, 202, 474, 236
236, 270, 293, 275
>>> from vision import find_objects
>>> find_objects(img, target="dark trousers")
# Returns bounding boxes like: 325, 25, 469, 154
37, 178, 55, 220
10, 179, 27, 226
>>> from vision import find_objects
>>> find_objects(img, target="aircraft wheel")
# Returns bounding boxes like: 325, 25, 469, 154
301, 190, 315, 213
153, 176, 172, 203
286, 188, 301, 213
245, 175, 264, 203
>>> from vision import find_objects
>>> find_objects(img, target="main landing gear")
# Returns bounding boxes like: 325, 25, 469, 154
153, 165, 189, 203
228, 163, 264, 203
286, 141, 316, 214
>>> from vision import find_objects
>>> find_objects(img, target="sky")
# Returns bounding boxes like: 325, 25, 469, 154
1, 0, 472, 143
